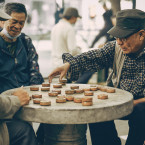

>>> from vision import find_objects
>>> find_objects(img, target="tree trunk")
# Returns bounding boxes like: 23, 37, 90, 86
110, 0, 121, 16
132, 0, 136, 9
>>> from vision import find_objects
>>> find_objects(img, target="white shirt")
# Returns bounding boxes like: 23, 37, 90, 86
51, 19, 81, 67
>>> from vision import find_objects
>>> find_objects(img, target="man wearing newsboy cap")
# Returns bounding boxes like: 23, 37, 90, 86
48, 9, 145, 145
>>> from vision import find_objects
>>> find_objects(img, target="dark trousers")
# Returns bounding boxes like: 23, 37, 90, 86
6, 119, 37, 145
90, 27, 111, 48
89, 121, 121, 145
125, 102, 145, 145
76, 71, 94, 84
89, 102, 145, 145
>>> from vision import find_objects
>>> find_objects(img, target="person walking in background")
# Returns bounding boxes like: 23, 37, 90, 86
82, 3, 114, 83
51, 7, 81, 68
49, 9, 145, 145
90, 3, 113, 48
54, 3, 64, 24
90, 3, 116, 82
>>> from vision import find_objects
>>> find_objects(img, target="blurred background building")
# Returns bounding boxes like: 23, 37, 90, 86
4, 0, 145, 81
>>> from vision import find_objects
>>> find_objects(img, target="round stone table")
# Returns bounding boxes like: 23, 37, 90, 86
2, 84, 133, 124
2, 84, 134, 145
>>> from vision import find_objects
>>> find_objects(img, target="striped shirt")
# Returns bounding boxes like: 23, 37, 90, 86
62, 40, 145, 99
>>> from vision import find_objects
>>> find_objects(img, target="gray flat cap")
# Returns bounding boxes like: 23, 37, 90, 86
108, 9, 145, 38
62, 7, 81, 18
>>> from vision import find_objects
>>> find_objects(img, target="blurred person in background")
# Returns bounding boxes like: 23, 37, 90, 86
51, 7, 81, 69
0, 2, 44, 145
54, 2, 64, 24
90, 3, 116, 82
78, 3, 114, 84
90, 3, 113, 48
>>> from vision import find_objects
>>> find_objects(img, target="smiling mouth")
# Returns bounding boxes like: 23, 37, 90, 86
12, 30, 19, 33
10, 30, 20, 36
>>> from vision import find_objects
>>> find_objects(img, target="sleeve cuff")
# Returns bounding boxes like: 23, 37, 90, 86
62, 53, 80, 81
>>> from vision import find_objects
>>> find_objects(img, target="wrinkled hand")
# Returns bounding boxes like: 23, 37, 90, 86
48, 62, 70, 83
13, 87, 30, 106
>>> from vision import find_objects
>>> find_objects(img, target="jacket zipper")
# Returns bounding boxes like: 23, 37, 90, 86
15, 58, 18, 64
14, 57, 19, 86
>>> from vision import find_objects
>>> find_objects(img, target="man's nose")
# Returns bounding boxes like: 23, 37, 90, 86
14, 23, 22, 29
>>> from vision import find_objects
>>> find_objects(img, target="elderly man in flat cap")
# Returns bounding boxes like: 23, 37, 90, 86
49, 9, 145, 145
0, 5, 38, 145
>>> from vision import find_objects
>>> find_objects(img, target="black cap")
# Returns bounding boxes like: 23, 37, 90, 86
62, 7, 81, 18
108, 9, 145, 38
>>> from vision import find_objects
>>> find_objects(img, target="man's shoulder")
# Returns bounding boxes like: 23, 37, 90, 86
19, 33, 33, 54
105, 40, 116, 48
20, 33, 31, 40
53, 19, 73, 31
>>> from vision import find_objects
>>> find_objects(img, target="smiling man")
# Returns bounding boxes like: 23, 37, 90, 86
4, 11, 25, 37
0, 2, 44, 93
0, 2, 44, 145
48, 9, 145, 145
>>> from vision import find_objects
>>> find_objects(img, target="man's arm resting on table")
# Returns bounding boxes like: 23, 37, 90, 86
0, 95, 20, 119
0, 88, 30, 119
133, 98, 145, 106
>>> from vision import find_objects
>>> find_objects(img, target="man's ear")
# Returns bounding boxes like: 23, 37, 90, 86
1, 21, 5, 25
139, 30, 145, 40
0, 21, 5, 28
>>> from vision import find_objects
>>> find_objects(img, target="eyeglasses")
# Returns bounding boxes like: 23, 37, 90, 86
114, 37, 127, 42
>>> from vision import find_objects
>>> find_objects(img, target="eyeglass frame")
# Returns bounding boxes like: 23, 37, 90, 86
114, 37, 127, 42
114, 29, 142, 42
